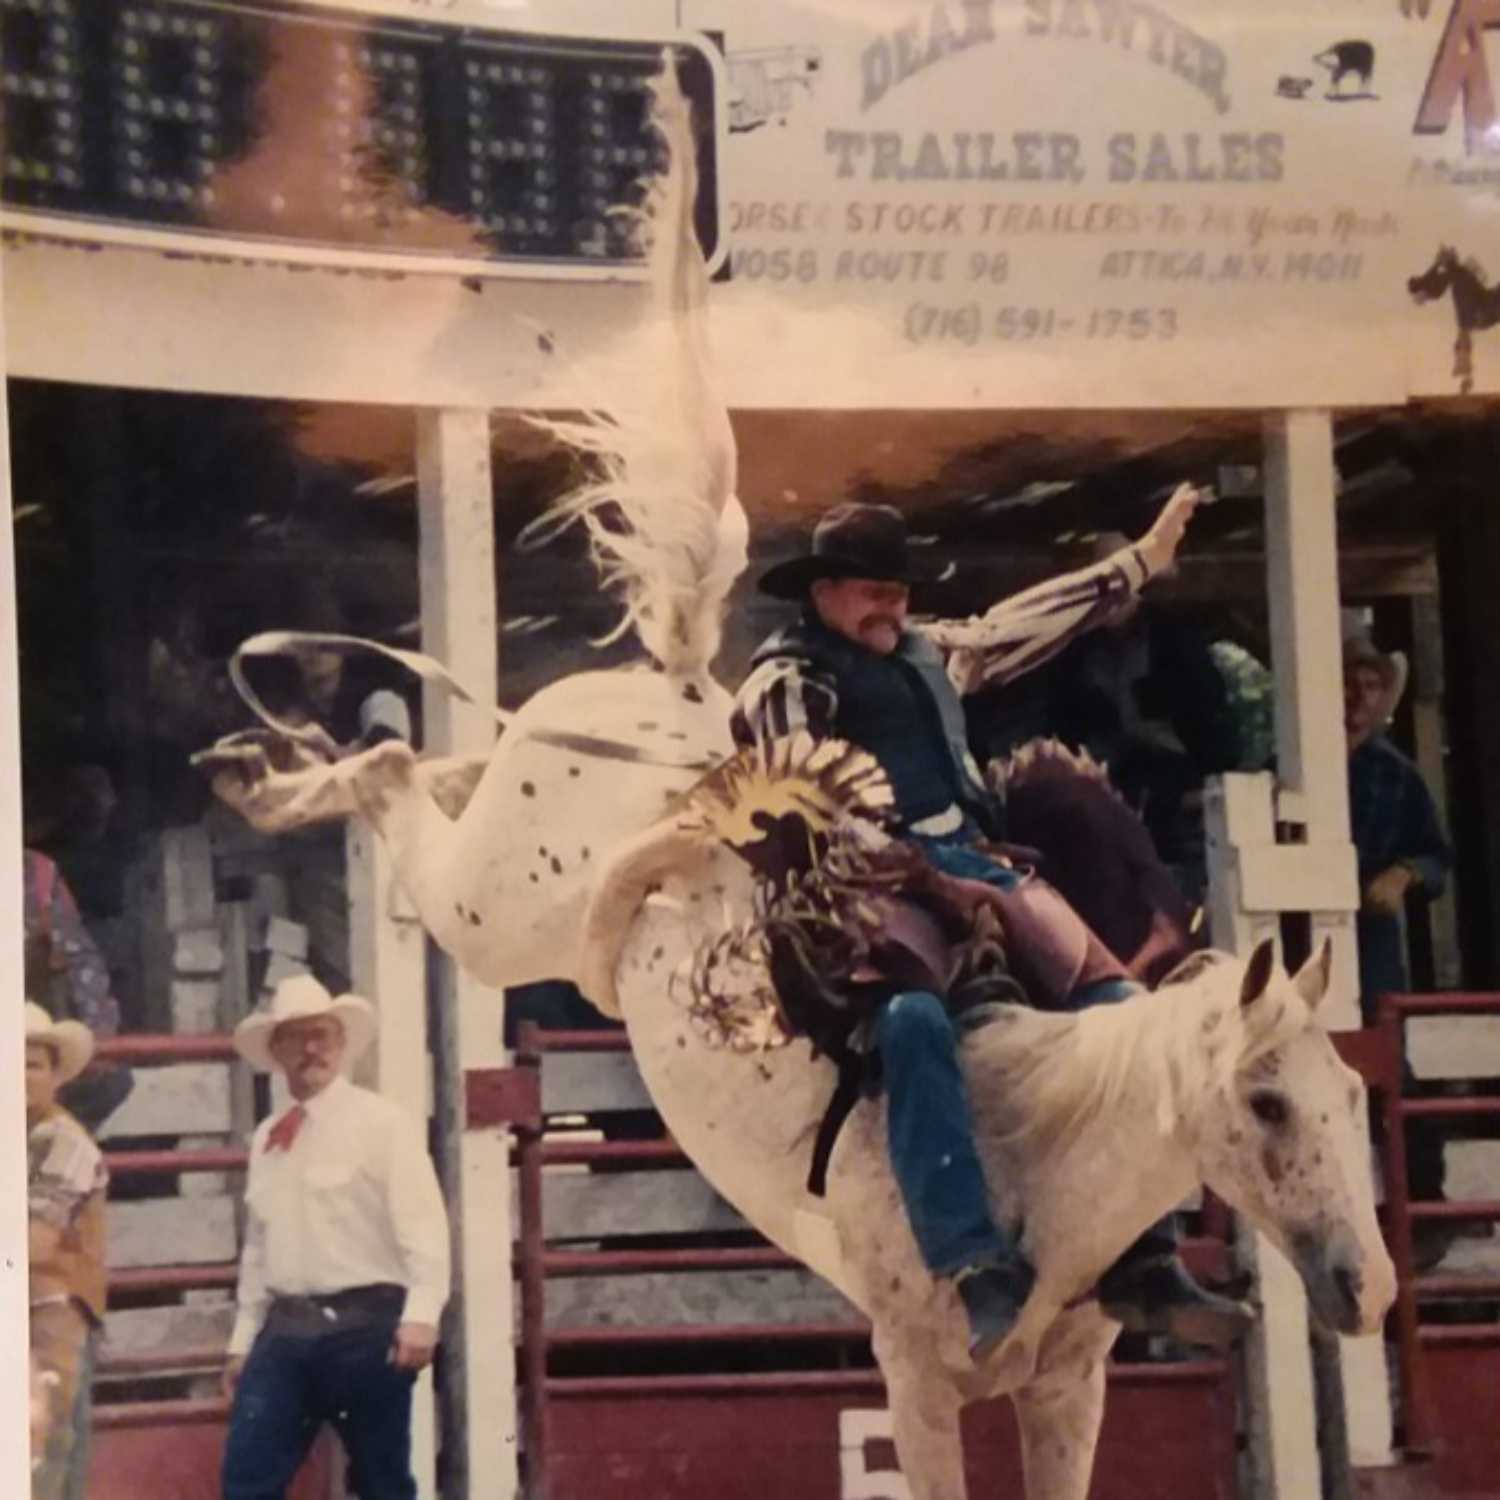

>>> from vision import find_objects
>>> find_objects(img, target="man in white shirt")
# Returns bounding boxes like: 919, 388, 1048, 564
221, 975, 450, 1500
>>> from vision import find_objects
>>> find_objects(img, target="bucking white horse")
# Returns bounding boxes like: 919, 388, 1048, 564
197, 67, 1396, 1500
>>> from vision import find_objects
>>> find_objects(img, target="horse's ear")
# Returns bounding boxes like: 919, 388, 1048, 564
1239, 938, 1277, 1010
1294, 938, 1333, 1011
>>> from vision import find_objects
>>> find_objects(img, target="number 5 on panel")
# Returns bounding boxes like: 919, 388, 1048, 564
839, 1409, 913, 1500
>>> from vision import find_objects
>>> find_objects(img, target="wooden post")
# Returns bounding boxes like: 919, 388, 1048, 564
416, 408, 516, 1500
1218, 411, 1391, 1491
0, 243, 35, 1500
1204, 776, 1318, 1500
346, 820, 437, 1496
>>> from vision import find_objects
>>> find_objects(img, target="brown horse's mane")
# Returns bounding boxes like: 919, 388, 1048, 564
992, 736, 1200, 987
994, 736, 1123, 801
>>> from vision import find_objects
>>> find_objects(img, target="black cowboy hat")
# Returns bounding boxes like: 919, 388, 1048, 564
757, 502, 945, 600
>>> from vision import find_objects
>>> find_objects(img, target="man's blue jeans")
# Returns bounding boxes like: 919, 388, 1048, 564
879, 836, 1143, 1275
222, 1321, 417, 1500
876, 991, 1007, 1274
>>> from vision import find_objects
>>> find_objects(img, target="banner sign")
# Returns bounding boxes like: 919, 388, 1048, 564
706, 0, 1500, 405
3, 0, 1497, 407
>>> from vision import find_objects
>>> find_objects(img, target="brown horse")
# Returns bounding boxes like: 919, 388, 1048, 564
1408, 246, 1500, 394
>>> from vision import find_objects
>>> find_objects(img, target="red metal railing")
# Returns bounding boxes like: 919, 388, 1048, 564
1369, 993, 1500, 1459
92, 1033, 243, 1417
500, 1023, 1239, 1500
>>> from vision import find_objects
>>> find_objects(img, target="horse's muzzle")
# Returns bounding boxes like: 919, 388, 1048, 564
1292, 1229, 1395, 1337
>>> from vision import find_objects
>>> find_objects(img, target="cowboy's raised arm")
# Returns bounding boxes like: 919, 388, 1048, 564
925, 483, 1203, 695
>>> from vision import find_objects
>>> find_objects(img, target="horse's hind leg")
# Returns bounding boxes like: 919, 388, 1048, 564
874, 1338, 968, 1500
1008, 1322, 1112, 1500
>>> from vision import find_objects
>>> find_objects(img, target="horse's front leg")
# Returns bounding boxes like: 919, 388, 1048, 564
1008, 1314, 1115, 1500
873, 1330, 969, 1500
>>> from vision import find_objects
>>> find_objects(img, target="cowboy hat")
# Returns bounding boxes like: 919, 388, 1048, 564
24, 1001, 95, 1084
1343, 636, 1409, 726
232, 974, 375, 1073
757, 502, 945, 600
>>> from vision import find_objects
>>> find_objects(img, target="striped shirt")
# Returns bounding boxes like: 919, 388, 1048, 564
731, 545, 1151, 754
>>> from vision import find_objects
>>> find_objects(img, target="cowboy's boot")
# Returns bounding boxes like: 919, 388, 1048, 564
1097, 1224, 1254, 1348
875, 989, 1037, 1363
954, 1250, 1037, 1362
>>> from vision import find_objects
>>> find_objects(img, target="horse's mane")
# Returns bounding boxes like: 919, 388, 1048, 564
965, 950, 1311, 1156
520, 66, 745, 679
996, 737, 1123, 803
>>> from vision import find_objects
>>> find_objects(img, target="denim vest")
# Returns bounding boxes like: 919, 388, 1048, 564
754, 616, 1004, 835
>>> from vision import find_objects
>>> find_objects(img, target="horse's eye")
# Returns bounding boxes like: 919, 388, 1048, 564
1250, 1090, 1289, 1128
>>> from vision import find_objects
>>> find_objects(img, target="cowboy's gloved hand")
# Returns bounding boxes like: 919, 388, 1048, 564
1364, 863, 1417, 915
390, 1321, 439, 1371
1136, 482, 1204, 577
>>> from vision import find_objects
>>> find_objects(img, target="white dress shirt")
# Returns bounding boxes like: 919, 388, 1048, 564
229, 1075, 451, 1355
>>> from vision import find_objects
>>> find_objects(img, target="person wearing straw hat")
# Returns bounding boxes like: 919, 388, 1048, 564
730, 485, 1251, 1360
1343, 635, 1451, 1009
1344, 635, 1454, 1263
25, 1001, 108, 1500
220, 975, 450, 1500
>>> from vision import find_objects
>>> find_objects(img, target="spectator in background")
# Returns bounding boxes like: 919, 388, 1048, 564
1344, 637, 1452, 1005
24, 851, 119, 1040
243, 645, 415, 758
1344, 635, 1455, 1261
24, 850, 132, 1133
26, 1001, 109, 1500
1046, 532, 1241, 887
222, 975, 450, 1500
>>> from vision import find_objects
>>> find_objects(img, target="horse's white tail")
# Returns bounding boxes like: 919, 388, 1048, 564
522, 59, 746, 679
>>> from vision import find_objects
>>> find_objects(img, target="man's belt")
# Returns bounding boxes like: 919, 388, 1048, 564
908, 804, 966, 838
265, 1283, 405, 1336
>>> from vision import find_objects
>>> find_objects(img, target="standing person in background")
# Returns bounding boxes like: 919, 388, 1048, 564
23, 849, 133, 1133
221, 975, 450, 1500
1343, 637, 1452, 1007
26, 1002, 109, 1500
24, 850, 120, 1041
1344, 635, 1455, 1262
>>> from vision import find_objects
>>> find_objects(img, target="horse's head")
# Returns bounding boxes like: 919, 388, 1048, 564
1194, 939, 1395, 1336
1408, 245, 1457, 302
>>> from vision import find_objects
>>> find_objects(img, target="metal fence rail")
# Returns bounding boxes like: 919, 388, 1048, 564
1372, 992, 1500, 1462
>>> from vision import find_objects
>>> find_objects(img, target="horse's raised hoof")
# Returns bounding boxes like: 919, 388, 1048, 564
1099, 1256, 1255, 1349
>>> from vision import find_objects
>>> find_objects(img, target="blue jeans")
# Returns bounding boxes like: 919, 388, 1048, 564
222, 1320, 417, 1500
62, 1328, 95, 1500
877, 991, 1009, 1275
878, 838, 1144, 1275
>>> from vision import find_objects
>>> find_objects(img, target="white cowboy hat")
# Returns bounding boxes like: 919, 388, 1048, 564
24, 1000, 95, 1084
1343, 636, 1409, 726
232, 974, 375, 1072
